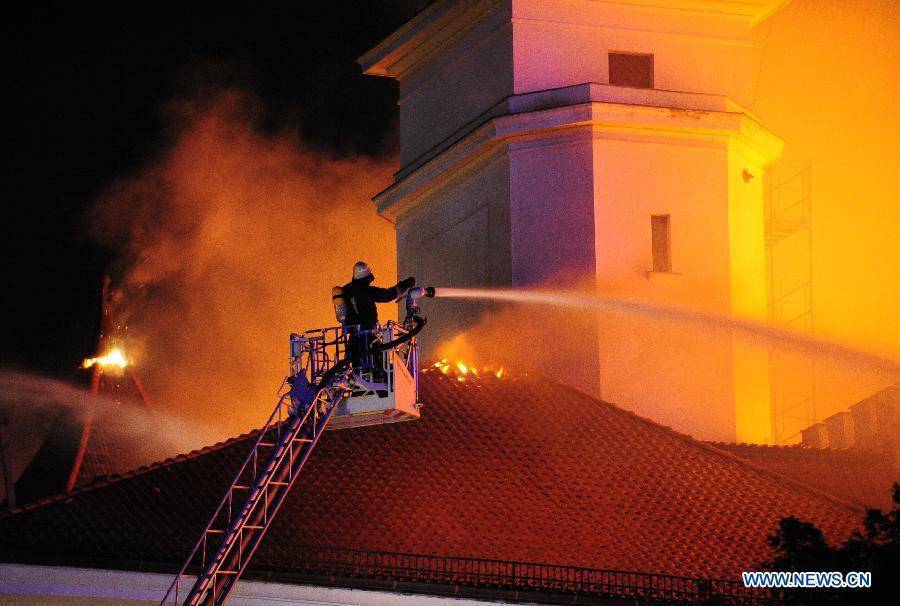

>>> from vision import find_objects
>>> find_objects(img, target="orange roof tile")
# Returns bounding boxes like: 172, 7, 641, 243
0, 372, 863, 582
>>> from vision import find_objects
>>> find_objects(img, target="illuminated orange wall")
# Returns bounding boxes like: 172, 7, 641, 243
752, 0, 900, 422
752, 0, 900, 363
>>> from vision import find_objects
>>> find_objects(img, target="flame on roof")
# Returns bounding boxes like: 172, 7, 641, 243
423, 358, 506, 382
82, 348, 129, 370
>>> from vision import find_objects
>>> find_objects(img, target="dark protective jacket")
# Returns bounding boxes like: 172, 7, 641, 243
341, 275, 401, 326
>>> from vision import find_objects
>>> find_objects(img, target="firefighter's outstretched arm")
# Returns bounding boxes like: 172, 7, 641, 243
370, 276, 415, 302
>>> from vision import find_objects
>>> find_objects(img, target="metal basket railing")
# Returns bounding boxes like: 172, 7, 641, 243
289, 322, 417, 388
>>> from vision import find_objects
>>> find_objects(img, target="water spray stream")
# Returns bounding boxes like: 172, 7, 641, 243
0, 370, 217, 486
434, 287, 900, 375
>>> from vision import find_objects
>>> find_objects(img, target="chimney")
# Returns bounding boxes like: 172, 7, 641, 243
801, 423, 829, 449
849, 384, 899, 450
873, 388, 899, 449
851, 398, 878, 449
823, 412, 855, 449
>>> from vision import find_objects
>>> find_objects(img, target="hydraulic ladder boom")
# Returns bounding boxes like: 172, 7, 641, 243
160, 311, 428, 605
159, 369, 352, 606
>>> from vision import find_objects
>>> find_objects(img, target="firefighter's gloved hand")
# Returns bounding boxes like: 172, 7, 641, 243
397, 276, 415, 291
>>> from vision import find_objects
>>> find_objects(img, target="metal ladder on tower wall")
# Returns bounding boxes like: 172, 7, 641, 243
764, 162, 815, 444
159, 369, 352, 606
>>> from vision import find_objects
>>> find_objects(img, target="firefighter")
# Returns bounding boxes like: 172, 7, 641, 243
341, 261, 415, 374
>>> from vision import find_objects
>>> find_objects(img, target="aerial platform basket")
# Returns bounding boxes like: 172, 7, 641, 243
290, 322, 422, 430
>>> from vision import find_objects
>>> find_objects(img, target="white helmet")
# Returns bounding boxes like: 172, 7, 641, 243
352, 261, 372, 280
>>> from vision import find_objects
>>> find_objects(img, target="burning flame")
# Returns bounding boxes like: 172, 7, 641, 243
82, 348, 129, 370
423, 358, 508, 383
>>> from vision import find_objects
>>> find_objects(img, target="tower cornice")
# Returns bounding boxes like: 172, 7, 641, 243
374, 83, 783, 222
359, 0, 791, 79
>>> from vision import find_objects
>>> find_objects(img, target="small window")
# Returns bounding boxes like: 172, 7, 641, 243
609, 52, 654, 89
651, 214, 672, 272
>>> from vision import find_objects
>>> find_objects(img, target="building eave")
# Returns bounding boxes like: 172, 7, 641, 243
358, 0, 792, 78
358, 0, 503, 79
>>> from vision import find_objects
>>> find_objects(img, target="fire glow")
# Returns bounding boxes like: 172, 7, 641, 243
82, 348, 129, 370
424, 358, 506, 382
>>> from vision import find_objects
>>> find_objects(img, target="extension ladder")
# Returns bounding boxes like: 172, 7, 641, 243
158, 369, 352, 605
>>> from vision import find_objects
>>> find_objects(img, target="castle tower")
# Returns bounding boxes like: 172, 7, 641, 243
360, 0, 786, 443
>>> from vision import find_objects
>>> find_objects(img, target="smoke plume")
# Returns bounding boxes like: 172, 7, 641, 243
88, 90, 396, 441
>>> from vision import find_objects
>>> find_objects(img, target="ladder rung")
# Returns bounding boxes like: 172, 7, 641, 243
268, 481, 288, 486
257, 442, 276, 447
232, 485, 250, 490
243, 525, 264, 530
293, 438, 312, 444
206, 529, 225, 534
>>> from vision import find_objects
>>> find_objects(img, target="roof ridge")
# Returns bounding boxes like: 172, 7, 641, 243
540, 376, 866, 515
708, 442, 882, 457
697, 441, 865, 515
0, 428, 262, 518
706, 441, 808, 450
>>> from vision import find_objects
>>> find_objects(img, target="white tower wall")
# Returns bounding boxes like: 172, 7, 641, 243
511, 0, 762, 105
395, 147, 513, 356
361, 0, 787, 443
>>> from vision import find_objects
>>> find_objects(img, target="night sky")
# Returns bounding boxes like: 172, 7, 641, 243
5, 3, 427, 380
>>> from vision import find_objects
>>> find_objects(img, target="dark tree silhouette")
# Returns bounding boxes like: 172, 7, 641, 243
765, 483, 898, 605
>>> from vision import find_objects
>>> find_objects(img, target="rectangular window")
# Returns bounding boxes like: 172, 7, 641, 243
651, 214, 672, 272
609, 52, 654, 89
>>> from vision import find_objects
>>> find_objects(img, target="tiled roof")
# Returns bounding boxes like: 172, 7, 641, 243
0, 371, 863, 580
710, 443, 896, 511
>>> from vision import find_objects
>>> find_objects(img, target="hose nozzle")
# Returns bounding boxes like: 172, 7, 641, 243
405, 286, 436, 319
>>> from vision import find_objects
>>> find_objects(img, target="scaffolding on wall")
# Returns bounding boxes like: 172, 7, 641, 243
764, 162, 816, 444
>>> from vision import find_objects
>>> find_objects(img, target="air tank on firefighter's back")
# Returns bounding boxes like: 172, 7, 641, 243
332, 286, 348, 324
